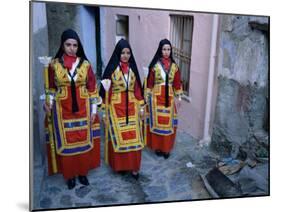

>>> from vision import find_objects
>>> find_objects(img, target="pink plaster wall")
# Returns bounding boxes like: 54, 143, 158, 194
101, 7, 169, 80
180, 13, 214, 139
101, 7, 217, 140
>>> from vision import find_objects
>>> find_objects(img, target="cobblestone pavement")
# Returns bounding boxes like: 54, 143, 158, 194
33, 129, 216, 210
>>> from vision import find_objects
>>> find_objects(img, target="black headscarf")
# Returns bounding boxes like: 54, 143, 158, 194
148, 39, 176, 71
148, 39, 176, 107
99, 39, 143, 98
99, 39, 143, 124
54, 29, 88, 113
54, 28, 88, 62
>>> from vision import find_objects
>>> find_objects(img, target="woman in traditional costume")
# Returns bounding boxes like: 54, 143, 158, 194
100, 39, 145, 180
44, 29, 102, 189
145, 39, 183, 159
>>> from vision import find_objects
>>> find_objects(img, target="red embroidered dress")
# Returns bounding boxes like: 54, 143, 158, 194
146, 58, 183, 153
105, 62, 145, 172
45, 54, 101, 180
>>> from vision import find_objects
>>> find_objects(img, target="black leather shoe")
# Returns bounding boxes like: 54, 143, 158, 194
155, 150, 163, 157
163, 152, 170, 159
117, 171, 127, 175
131, 172, 139, 180
78, 176, 89, 186
67, 178, 76, 190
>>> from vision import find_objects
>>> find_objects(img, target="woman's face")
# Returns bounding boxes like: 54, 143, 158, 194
63, 38, 78, 56
120, 48, 131, 63
162, 44, 171, 59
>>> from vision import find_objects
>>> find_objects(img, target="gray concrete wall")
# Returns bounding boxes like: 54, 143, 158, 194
79, 6, 97, 71
31, 2, 49, 167
31, 2, 50, 208
211, 15, 269, 158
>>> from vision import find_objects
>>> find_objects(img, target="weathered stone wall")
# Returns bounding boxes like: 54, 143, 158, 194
210, 15, 269, 159
46, 3, 98, 70
46, 3, 81, 57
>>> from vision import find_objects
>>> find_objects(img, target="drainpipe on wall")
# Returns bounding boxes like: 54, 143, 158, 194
199, 14, 219, 147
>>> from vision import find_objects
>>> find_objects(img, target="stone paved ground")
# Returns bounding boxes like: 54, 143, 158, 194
32, 128, 222, 210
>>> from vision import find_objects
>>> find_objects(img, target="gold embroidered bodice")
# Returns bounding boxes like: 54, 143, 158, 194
153, 62, 178, 85
51, 58, 90, 87
111, 67, 136, 94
